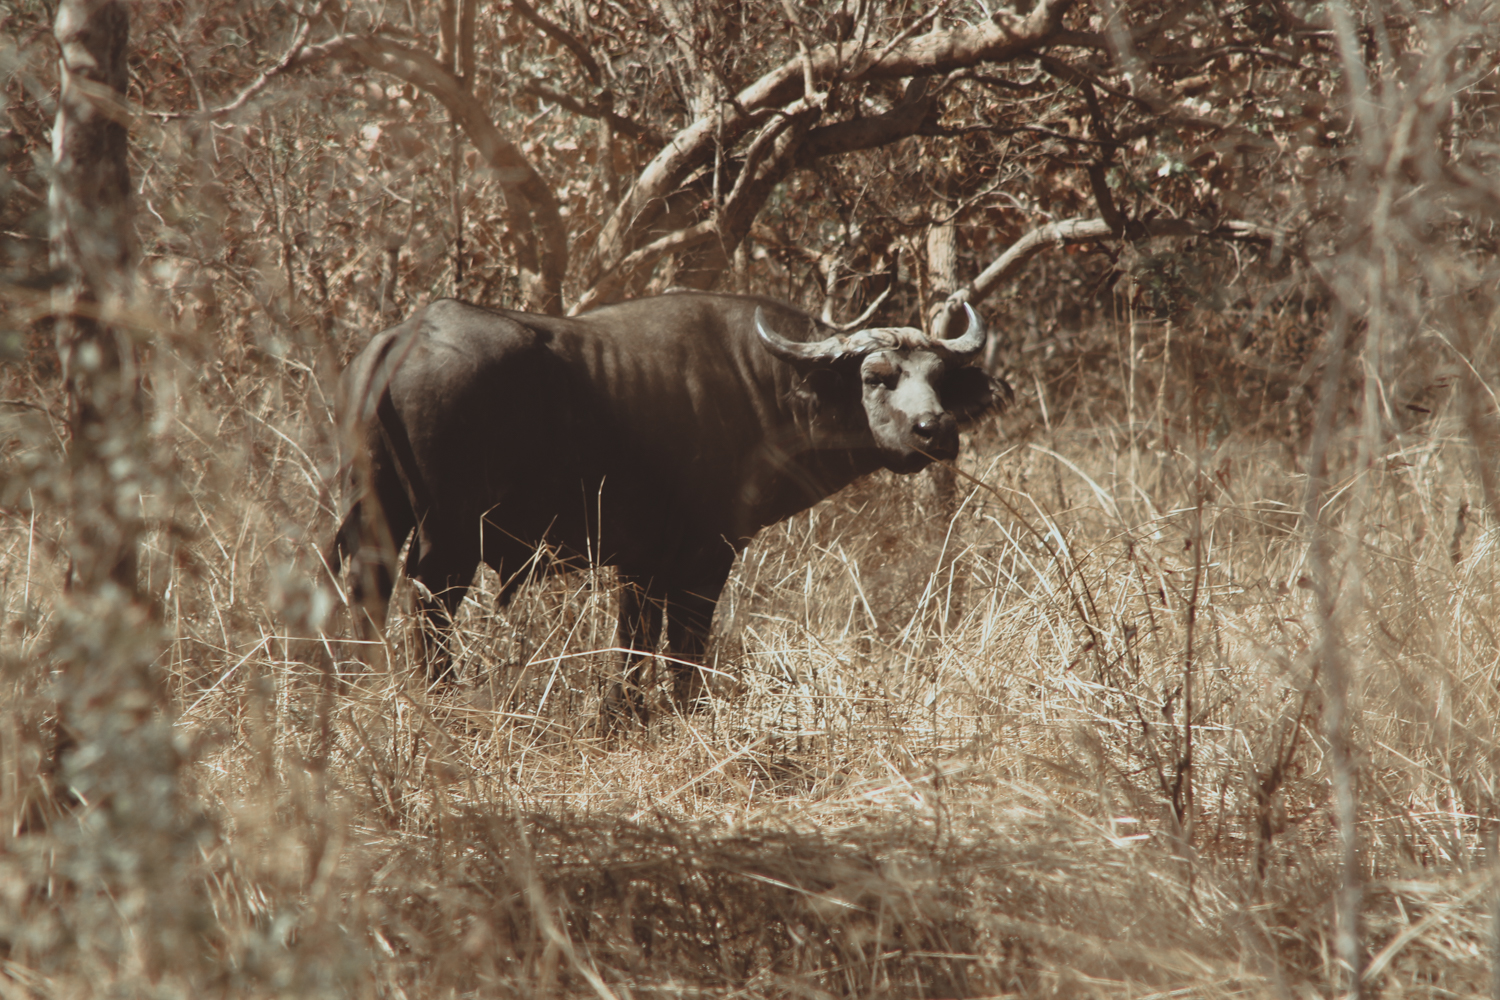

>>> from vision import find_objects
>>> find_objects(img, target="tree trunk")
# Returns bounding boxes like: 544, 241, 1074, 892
47, 13, 203, 979
925, 188, 963, 635
50, 0, 142, 593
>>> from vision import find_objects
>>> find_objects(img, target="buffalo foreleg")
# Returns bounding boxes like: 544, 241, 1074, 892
664, 581, 723, 711
664, 546, 735, 712
610, 574, 664, 725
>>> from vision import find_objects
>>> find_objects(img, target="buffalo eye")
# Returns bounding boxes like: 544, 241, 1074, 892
862, 367, 899, 390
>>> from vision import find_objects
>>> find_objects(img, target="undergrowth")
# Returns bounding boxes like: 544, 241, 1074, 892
5, 302, 1497, 997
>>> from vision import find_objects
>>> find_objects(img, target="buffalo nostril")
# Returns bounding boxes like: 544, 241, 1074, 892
914, 416, 943, 439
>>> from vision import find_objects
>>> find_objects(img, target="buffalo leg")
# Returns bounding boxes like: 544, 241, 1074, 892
664, 565, 732, 711
610, 574, 664, 725
408, 522, 479, 681
337, 454, 414, 638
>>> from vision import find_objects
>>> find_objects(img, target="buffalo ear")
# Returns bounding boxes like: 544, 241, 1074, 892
942, 366, 1014, 421
800, 365, 854, 399
788, 364, 857, 419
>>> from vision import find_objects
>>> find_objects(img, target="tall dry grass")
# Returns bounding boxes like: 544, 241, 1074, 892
8, 296, 1499, 996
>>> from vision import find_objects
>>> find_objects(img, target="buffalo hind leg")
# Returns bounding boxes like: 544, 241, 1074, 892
607, 574, 664, 726
329, 505, 396, 640
407, 523, 480, 682
332, 456, 415, 641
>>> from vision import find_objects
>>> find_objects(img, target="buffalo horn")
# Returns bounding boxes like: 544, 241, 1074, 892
754, 307, 847, 362
931, 302, 986, 360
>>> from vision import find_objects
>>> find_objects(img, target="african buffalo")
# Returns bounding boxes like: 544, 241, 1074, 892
326, 291, 1008, 721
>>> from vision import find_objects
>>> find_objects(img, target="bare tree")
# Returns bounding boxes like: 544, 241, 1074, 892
166, 0, 1082, 315
135, 0, 1330, 330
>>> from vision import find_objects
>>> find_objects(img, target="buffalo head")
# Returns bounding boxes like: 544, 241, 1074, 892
754, 303, 1002, 472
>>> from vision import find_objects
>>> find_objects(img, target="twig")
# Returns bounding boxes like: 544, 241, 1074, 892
828, 281, 895, 332
0, 398, 66, 424
570, 220, 717, 313
1040, 55, 1154, 111
508, 0, 603, 85
146, 2, 327, 121
929, 122, 1123, 148
518, 82, 663, 143
779, 0, 821, 106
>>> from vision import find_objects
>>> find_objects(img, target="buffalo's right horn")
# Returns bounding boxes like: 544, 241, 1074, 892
931, 302, 987, 360
754, 307, 848, 363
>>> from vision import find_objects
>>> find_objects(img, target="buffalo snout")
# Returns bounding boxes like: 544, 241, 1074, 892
913, 411, 959, 458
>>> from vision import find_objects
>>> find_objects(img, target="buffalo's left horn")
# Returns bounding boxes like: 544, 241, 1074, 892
931, 302, 986, 360
755, 307, 846, 362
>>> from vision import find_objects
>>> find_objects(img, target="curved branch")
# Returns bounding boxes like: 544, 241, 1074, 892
795, 78, 936, 164
291, 34, 567, 313
829, 280, 895, 332
519, 82, 663, 144
147, 2, 327, 121
585, 0, 1078, 286
570, 220, 717, 314
509, 0, 602, 85
942, 216, 1281, 322
575, 103, 820, 310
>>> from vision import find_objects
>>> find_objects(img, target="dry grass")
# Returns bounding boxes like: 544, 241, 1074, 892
5, 2, 1500, 993
7, 301, 1498, 998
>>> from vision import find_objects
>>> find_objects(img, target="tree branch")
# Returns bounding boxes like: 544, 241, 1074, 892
509, 0, 602, 85
931, 122, 1120, 147
570, 220, 716, 313
146, 2, 327, 121
437, 0, 458, 71
585, 0, 1078, 287
795, 78, 936, 164
858, 2, 951, 79
942, 216, 1281, 320
574, 102, 820, 310
519, 82, 663, 144
714, 106, 820, 245
458, 0, 476, 85
291, 34, 567, 313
